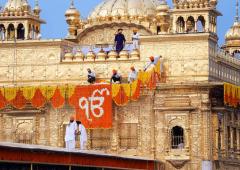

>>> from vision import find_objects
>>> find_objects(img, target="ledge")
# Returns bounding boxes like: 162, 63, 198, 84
153, 106, 196, 111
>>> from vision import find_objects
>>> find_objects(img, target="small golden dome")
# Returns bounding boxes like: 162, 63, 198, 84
119, 50, 129, 59
156, 1, 169, 12
86, 50, 95, 60
65, 1, 80, 17
4, 0, 30, 12
64, 52, 74, 61
108, 50, 118, 60
65, 7, 80, 17
74, 50, 84, 61
97, 50, 107, 60
130, 49, 140, 59
225, 22, 240, 41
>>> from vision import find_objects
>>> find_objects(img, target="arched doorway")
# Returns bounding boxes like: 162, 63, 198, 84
197, 16, 205, 32
176, 16, 185, 33
233, 50, 240, 59
7, 24, 15, 40
17, 23, 25, 39
171, 126, 184, 149
186, 16, 195, 32
0, 24, 5, 41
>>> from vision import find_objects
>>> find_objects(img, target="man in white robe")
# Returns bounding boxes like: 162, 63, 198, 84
65, 116, 77, 150
132, 29, 139, 50
144, 56, 160, 71
128, 66, 138, 83
77, 121, 88, 150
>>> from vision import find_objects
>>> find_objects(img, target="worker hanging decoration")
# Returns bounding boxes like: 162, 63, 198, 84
69, 84, 112, 129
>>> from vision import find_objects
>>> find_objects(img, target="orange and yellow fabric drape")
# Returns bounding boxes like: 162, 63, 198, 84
224, 83, 240, 108
0, 85, 68, 109
111, 60, 161, 105
0, 59, 162, 109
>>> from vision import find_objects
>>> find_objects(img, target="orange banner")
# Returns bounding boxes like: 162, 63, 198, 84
69, 84, 112, 129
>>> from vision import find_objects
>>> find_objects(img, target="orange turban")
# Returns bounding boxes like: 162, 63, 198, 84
149, 56, 154, 61
70, 115, 75, 121
112, 69, 117, 74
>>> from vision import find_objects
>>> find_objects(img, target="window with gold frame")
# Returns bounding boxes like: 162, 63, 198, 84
119, 123, 138, 149
89, 129, 111, 150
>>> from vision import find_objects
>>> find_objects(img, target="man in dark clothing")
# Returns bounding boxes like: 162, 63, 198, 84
114, 29, 126, 53
87, 68, 96, 84
110, 69, 122, 84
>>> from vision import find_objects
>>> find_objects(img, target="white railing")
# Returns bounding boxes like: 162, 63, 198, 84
210, 48, 240, 86
61, 43, 140, 62
216, 48, 240, 66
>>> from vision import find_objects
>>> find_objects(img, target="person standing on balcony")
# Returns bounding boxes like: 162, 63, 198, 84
132, 29, 139, 50
76, 121, 88, 150
128, 66, 138, 83
114, 29, 126, 54
65, 115, 77, 150
111, 69, 122, 84
144, 56, 158, 71
87, 68, 96, 84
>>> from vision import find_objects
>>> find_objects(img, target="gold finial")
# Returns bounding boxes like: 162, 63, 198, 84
35, 0, 39, 7
70, 0, 74, 8
236, 0, 239, 22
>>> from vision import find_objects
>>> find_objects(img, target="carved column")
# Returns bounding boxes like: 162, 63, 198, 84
230, 127, 234, 149
205, 14, 210, 32
111, 107, 118, 153
194, 21, 198, 32
35, 112, 40, 145
172, 16, 177, 33
201, 92, 212, 160
24, 22, 28, 40
184, 21, 187, 32
0, 114, 3, 141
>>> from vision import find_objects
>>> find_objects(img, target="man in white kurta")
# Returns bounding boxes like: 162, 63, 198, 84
128, 66, 138, 83
77, 121, 88, 150
143, 56, 161, 71
65, 116, 77, 150
132, 29, 139, 50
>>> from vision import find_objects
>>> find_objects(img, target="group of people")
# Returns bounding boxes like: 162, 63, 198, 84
114, 28, 139, 53
87, 55, 162, 84
64, 116, 87, 150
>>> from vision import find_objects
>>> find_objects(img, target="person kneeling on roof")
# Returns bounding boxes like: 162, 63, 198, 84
87, 68, 96, 84
111, 69, 122, 84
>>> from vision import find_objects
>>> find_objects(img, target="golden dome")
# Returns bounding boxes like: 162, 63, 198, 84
88, 0, 160, 20
225, 22, 240, 41
65, 7, 80, 17
156, 1, 169, 12
4, 0, 30, 12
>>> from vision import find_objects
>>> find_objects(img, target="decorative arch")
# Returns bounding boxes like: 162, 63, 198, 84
186, 16, 195, 32
0, 24, 5, 40
77, 22, 153, 45
7, 23, 15, 40
176, 16, 185, 33
17, 23, 25, 39
197, 16, 205, 32
15, 121, 33, 144
171, 126, 184, 149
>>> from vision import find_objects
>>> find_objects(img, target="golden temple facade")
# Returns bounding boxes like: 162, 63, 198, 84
0, 0, 240, 169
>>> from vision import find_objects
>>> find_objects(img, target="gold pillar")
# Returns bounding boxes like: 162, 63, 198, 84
111, 107, 118, 152
184, 21, 187, 32
0, 114, 3, 141
230, 127, 234, 149
195, 21, 198, 32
